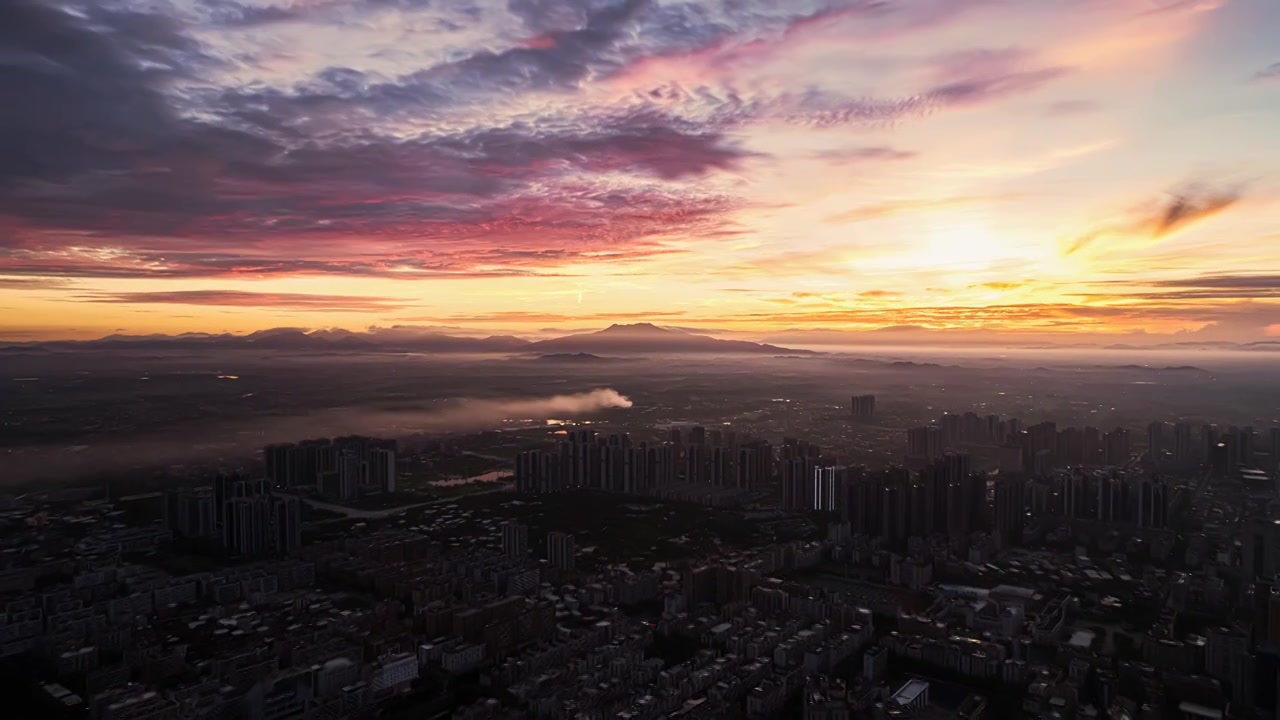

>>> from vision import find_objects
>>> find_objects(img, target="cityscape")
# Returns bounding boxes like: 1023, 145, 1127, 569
3, 0, 1280, 719
3, 379, 1280, 719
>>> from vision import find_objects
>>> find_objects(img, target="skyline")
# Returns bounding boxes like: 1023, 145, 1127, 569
1, 0, 1279, 342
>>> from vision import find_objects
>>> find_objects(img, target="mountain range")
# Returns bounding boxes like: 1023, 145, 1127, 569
0, 323, 815, 355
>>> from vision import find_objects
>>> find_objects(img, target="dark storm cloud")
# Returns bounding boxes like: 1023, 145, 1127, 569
0, 0, 204, 185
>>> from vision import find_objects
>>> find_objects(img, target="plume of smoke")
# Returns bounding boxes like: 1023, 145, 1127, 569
7, 388, 634, 484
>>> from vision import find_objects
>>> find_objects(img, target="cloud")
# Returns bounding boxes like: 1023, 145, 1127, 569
0, 0, 752, 281
825, 195, 1002, 224
0, 0, 1039, 289
703, 299, 1280, 337
1153, 185, 1241, 235
925, 48, 1072, 106
1256, 62, 1280, 81
1079, 274, 1280, 300
415, 310, 690, 323
971, 281, 1026, 291
816, 146, 917, 162
5, 388, 634, 482
1066, 182, 1244, 255
0, 276, 71, 289
76, 290, 415, 312
1042, 99, 1100, 116
0, 0, 206, 186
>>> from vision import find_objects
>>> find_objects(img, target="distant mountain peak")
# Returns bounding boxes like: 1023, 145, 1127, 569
599, 322, 676, 334
527, 323, 813, 355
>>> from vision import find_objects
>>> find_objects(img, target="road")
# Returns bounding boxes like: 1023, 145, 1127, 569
296, 485, 511, 519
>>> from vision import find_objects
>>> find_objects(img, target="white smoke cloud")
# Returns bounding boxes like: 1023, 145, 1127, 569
9, 389, 634, 483
329, 388, 634, 434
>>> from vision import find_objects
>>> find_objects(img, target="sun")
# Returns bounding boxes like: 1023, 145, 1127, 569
906, 218, 1014, 270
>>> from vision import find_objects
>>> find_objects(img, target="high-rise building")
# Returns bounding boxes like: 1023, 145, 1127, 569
1063, 470, 1087, 520
225, 496, 269, 556
1202, 424, 1220, 465
906, 426, 942, 467
1128, 476, 1168, 529
1104, 427, 1131, 466
1174, 422, 1194, 468
368, 448, 396, 493
515, 449, 547, 493
1147, 422, 1166, 467
1097, 474, 1124, 523
878, 475, 909, 544
214, 473, 235, 527
688, 426, 706, 447
782, 456, 817, 510
1243, 520, 1280, 579
813, 466, 840, 511
219, 476, 274, 556
851, 395, 876, 421
1026, 422, 1057, 469
939, 414, 962, 449
735, 441, 771, 490
986, 414, 1006, 444
337, 450, 362, 500
271, 494, 302, 555
265, 443, 299, 487
1056, 427, 1085, 466
927, 452, 979, 544
711, 446, 735, 487
844, 473, 875, 532
170, 487, 216, 540
1083, 426, 1104, 465
600, 433, 632, 492
546, 531, 576, 571
686, 443, 709, 485
994, 477, 1026, 547
1210, 438, 1233, 479
648, 442, 677, 489
566, 429, 599, 489
1269, 428, 1280, 473
502, 522, 528, 559
1237, 426, 1256, 467
668, 427, 683, 452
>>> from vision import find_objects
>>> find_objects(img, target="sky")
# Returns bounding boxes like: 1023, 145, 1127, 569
0, 0, 1278, 344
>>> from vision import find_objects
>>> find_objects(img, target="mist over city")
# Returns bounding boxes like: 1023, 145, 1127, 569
2, 1, 1280, 719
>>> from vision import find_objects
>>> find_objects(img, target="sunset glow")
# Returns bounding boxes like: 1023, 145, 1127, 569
1, 0, 1278, 344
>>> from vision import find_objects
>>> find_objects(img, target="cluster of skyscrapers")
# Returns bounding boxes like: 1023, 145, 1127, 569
850, 394, 876, 421
906, 412, 1280, 481
265, 436, 397, 500
501, 521, 577, 572
778, 437, 836, 512
514, 428, 772, 495
1147, 421, 1280, 478
168, 475, 301, 556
